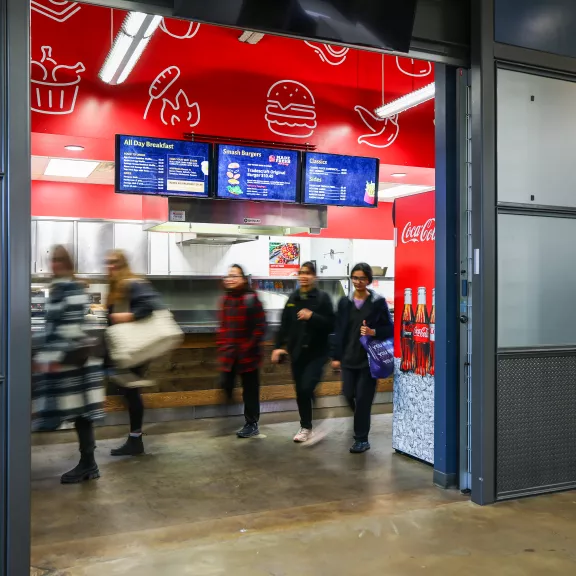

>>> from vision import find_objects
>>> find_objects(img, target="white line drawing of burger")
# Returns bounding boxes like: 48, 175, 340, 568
159, 18, 201, 39
396, 56, 432, 78
31, 46, 85, 115
32, 0, 81, 23
304, 42, 349, 66
265, 80, 317, 139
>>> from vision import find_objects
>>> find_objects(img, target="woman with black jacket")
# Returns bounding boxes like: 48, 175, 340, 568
272, 262, 335, 444
332, 263, 393, 454
106, 250, 161, 456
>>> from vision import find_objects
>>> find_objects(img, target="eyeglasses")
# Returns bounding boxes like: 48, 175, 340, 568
105, 260, 119, 267
226, 274, 243, 279
351, 276, 369, 283
298, 271, 314, 277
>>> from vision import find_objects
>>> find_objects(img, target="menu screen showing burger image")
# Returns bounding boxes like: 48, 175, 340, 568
303, 152, 379, 208
116, 135, 211, 197
215, 144, 299, 203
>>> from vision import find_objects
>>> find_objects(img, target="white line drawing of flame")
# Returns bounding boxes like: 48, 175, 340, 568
143, 66, 181, 120
32, 0, 81, 23
304, 41, 349, 66
396, 57, 432, 78
265, 80, 317, 139
159, 18, 201, 39
354, 106, 400, 149
161, 89, 201, 128
31, 46, 85, 115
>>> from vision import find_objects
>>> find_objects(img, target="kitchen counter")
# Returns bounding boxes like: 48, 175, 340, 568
32, 311, 392, 416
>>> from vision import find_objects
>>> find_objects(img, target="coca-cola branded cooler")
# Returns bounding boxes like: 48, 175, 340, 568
392, 191, 435, 464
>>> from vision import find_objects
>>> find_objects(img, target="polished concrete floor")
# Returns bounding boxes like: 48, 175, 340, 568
31, 409, 576, 575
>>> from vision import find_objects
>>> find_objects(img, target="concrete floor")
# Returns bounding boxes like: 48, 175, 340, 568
31, 410, 576, 575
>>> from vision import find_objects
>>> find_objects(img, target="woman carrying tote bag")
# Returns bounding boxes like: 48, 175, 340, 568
32, 245, 105, 484
105, 250, 163, 457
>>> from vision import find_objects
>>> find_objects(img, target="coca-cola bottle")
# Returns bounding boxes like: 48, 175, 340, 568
428, 288, 435, 376
413, 287, 430, 376
400, 288, 415, 372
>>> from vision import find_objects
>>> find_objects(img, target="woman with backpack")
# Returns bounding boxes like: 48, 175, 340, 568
332, 263, 393, 454
217, 265, 267, 438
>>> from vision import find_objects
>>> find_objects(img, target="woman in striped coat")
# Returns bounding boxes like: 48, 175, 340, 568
33, 245, 105, 484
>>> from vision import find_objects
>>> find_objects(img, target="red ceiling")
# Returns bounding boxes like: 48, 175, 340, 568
30, 4, 435, 169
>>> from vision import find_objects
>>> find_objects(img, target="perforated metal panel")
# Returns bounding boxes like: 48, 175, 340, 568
497, 353, 576, 498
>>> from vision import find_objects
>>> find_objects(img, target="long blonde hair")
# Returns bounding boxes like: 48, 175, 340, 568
106, 249, 138, 307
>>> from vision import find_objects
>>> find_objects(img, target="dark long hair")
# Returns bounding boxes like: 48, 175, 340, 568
351, 262, 373, 284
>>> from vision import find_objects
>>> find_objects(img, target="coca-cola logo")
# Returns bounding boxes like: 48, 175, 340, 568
413, 324, 430, 341
401, 218, 435, 244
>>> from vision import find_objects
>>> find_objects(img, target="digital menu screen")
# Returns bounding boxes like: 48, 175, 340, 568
303, 152, 379, 208
116, 135, 211, 197
216, 144, 299, 203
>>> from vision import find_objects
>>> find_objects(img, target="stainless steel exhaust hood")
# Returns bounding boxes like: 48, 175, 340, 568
142, 197, 327, 238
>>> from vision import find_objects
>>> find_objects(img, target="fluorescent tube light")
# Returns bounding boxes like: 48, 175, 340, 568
99, 12, 162, 85
375, 83, 435, 119
44, 159, 99, 178
238, 31, 265, 44
65, 145, 84, 151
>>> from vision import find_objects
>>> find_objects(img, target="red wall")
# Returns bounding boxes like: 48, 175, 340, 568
31, 6, 434, 166
32, 182, 142, 221
30, 5, 433, 233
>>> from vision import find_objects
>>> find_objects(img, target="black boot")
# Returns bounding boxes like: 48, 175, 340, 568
61, 452, 100, 484
111, 434, 144, 456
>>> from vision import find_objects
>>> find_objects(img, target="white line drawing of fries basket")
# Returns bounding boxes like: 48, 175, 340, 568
31, 76, 82, 115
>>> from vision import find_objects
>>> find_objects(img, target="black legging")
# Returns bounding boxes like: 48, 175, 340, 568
123, 387, 144, 432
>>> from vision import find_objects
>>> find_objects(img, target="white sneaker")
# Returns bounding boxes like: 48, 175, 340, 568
293, 427, 312, 443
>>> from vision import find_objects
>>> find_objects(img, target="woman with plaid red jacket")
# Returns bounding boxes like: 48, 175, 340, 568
217, 265, 267, 438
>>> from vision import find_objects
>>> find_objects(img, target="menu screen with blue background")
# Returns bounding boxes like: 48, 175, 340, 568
216, 144, 299, 203
116, 135, 210, 197
303, 152, 378, 207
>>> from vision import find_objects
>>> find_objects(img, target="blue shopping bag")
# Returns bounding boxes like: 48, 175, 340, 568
360, 335, 395, 379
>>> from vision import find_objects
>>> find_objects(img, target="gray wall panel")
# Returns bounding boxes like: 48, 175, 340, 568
498, 213, 576, 348
498, 69, 576, 206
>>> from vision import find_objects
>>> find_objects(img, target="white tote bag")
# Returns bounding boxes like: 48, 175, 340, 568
106, 309, 184, 369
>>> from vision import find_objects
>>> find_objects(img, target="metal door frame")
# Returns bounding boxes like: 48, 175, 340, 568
1, 0, 32, 574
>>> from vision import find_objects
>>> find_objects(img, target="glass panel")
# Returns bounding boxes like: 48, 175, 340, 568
498, 69, 576, 207
498, 213, 576, 347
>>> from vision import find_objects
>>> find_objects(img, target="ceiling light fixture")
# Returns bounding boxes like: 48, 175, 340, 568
391, 173, 407, 178
99, 12, 162, 85
44, 158, 99, 178
65, 145, 84, 151
238, 30, 265, 44
375, 82, 435, 119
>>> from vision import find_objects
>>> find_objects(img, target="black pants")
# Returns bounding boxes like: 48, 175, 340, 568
291, 355, 326, 430
123, 387, 144, 432
221, 365, 260, 424
342, 367, 377, 442
75, 416, 95, 455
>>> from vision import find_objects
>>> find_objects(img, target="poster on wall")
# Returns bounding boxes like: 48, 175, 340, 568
269, 242, 300, 277
392, 191, 435, 464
